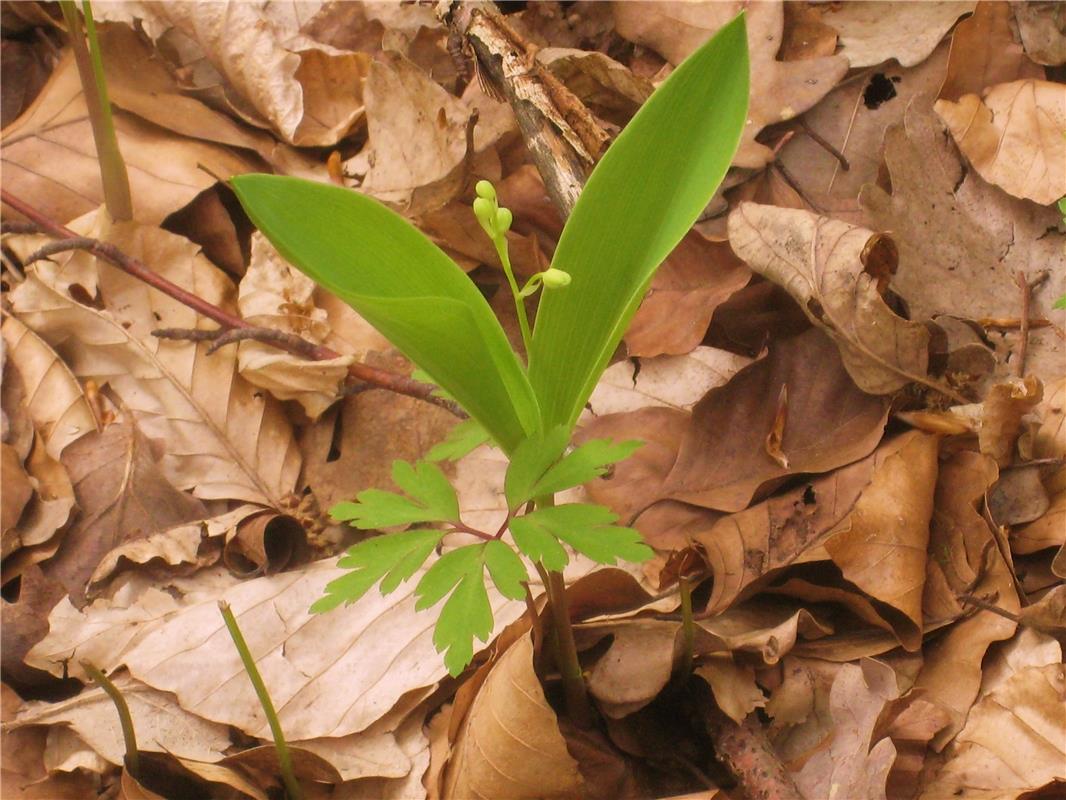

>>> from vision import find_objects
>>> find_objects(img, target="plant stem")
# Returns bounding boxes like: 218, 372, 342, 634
678, 574, 695, 682
218, 602, 303, 800
494, 238, 533, 355
59, 1, 132, 221
80, 659, 139, 778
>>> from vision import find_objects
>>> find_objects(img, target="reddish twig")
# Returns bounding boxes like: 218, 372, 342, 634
1, 189, 466, 417
1013, 269, 1049, 378
1, 221, 41, 235
705, 706, 804, 800
799, 117, 850, 171
153, 326, 323, 358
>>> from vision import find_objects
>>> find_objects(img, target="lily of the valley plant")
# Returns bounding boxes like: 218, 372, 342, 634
232, 17, 749, 692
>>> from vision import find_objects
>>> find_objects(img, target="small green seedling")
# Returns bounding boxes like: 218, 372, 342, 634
232, 17, 749, 682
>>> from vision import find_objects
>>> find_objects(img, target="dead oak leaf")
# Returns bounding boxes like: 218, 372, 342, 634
935, 79, 1066, 205
613, 1, 848, 169
727, 202, 937, 397
820, 1, 976, 68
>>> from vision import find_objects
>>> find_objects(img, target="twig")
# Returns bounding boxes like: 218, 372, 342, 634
80, 659, 140, 778
1013, 269, 1049, 378
24, 238, 99, 265
799, 117, 850, 170
771, 161, 825, 213
153, 326, 322, 358
1, 190, 466, 417
219, 601, 303, 800
959, 593, 1020, 624
705, 706, 804, 800
1, 221, 40, 235
979, 317, 1051, 330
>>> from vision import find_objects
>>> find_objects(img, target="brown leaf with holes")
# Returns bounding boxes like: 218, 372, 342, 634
728, 203, 935, 396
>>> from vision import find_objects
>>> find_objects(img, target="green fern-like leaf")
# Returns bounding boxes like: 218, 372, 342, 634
330, 459, 459, 529
509, 503, 653, 570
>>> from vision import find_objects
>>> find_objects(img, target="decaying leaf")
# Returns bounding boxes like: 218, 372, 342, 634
821, 1, 976, 67
728, 203, 933, 396
613, 1, 848, 168
1011, 0, 1066, 66
935, 79, 1066, 205
443, 633, 584, 799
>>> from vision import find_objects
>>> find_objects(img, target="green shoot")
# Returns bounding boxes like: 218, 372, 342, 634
59, 1, 132, 221
219, 602, 303, 800
80, 659, 139, 778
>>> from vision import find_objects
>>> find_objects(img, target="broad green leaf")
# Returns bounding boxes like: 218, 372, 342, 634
530, 438, 642, 499
414, 543, 485, 610
483, 540, 528, 600
503, 426, 570, 509
426, 419, 490, 462
392, 460, 460, 522
435, 569, 493, 676
310, 529, 444, 612
509, 515, 570, 572
528, 14, 750, 430
230, 175, 540, 453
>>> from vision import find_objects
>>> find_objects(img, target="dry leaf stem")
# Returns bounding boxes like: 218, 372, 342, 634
58, 1, 132, 221
219, 601, 303, 800
0, 189, 464, 416
80, 659, 140, 778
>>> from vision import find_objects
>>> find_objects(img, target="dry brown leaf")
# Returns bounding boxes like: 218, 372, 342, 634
916, 451, 1020, 746
539, 47, 653, 125
775, 42, 951, 227
45, 414, 207, 606
728, 203, 934, 396
695, 655, 765, 724
443, 633, 584, 800
820, 1, 975, 67
824, 432, 939, 651
935, 79, 1066, 205
1011, 0, 1066, 65
919, 662, 1065, 798
0, 52, 258, 226
938, 2, 1045, 101
27, 557, 533, 742
96, 2, 369, 147
10, 672, 232, 765
976, 375, 1043, 464
1, 444, 33, 538
1, 565, 68, 691
356, 51, 474, 215
696, 603, 834, 668
328, 710, 431, 799
878, 694, 953, 800
625, 231, 752, 358
613, 1, 847, 169
1012, 378, 1066, 565
780, 1, 839, 61
662, 329, 891, 512
9, 220, 302, 507
583, 620, 681, 719
237, 233, 354, 418
792, 659, 899, 800
1, 315, 98, 460
989, 465, 1051, 526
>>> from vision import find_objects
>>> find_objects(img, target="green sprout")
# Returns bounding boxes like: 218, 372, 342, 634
231, 14, 750, 716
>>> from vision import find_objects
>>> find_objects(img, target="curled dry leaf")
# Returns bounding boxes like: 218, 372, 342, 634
937, 2, 1045, 102
1, 315, 98, 460
356, 52, 475, 216
613, 1, 847, 169
820, 1, 976, 67
0, 52, 258, 226
46, 414, 207, 606
824, 432, 940, 651
976, 375, 1043, 465
662, 329, 891, 513
935, 79, 1066, 205
695, 655, 765, 724
582, 619, 681, 719
443, 633, 584, 800
1012, 377, 1066, 568
9, 219, 302, 507
237, 233, 354, 419
95, 1, 370, 147
728, 202, 934, 396
538, 47, 653, 124
1011, 0, 1066, 66
792, 659, 899, 800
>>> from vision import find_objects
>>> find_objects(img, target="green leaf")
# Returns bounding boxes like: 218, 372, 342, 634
503, 426, 570, 509
329, 459, 459, 529
483, 540, 528, 600
311, 529, 444, 613
230, 175, 540, 453
414, 544, 485, 610
509, 515, 570, 572
530, 438, 642, 498
392, 460, 460, 521
513, 503, 653, 567
528, 14, 749, 431
1054, 294, 1066, 310
426, 419, 491, 462
435, 569, 493, 676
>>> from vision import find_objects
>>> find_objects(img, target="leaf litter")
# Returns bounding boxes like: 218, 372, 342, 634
1, 2, 1064, 799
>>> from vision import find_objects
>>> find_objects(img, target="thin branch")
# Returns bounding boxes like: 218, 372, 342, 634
1, 221, 40, 235
1, 189, 466, 417
153, 326, 322, 358
1013, 269, 1049, 378
705, 706, 804, 800
799, 117, 850, 171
